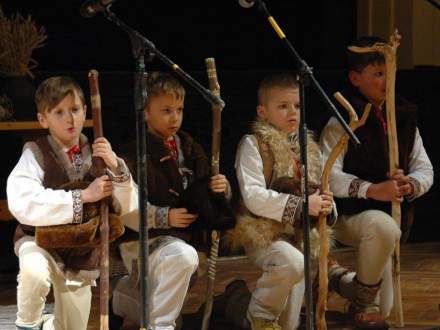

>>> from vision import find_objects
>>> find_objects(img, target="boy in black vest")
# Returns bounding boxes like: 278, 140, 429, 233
7, 76, 136, 330
320, 36, 433, 328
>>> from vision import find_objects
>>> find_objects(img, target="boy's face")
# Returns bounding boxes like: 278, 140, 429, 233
349, 62, 386, 107
37, 91, 86, 148
257, 87, 300, 134
144, 92, 184, 139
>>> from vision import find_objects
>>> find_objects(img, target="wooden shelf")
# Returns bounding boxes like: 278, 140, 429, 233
0, 119, 93, 131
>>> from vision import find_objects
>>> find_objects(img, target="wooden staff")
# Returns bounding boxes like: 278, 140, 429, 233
201, 57, 223, 330
88, 69, 110, 330
316, 93, 371, 330
348, 30, 404, 327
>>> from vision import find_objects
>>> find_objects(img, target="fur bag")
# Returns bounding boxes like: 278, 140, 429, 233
35, 181, 125, 249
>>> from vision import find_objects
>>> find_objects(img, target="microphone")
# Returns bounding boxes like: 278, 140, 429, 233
238, 0, 254, 8
80, 0, 116, 18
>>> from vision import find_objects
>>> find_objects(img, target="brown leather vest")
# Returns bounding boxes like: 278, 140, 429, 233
15, 135, 101, 271
143, 131, 210, 244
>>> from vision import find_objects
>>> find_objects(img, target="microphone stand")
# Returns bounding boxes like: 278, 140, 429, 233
98, 6, 225, 330
246, 1, 360, 329
104, 10, 225, 109
426, 0, 440, 10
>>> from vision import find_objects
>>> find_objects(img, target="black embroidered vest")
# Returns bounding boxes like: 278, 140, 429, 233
336, 89, 417, 241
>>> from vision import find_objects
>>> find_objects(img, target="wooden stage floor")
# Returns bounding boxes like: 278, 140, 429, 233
1, 242, 439, 329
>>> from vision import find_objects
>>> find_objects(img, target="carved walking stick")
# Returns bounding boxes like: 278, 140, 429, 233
88, 70, 110, 330
348, 30, 404, 327
316, 92, 371, 330
201, 57, 224, 330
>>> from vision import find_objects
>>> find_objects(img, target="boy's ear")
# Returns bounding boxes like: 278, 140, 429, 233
143, 108, 149, 121
348, 70, 361, 87
37, 112, 49, 129
256, 105, 267, 120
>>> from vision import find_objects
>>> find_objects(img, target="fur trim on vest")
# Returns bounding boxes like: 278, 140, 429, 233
227, 120, 328, 260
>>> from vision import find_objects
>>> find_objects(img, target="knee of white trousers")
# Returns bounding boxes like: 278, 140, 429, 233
271, 241, 304, 283
18, 253, 51, 290
171, 241, 199, 273
363, 210, 401, 246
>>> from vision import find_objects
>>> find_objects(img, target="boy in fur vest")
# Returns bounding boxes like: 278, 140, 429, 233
233, 73, 334, 330
320, 36, 433, 329
111, 72, 231, 330
7, 76, 137, 330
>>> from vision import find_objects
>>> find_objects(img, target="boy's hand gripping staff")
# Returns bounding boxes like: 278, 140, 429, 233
88, 69, 110, 330
201, 57, 223, 330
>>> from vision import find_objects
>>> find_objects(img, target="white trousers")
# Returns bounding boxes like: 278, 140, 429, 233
116, 239, 199, 330
246, 240, 305, 330
334, 209, 401, 317
15, 240, 91, 330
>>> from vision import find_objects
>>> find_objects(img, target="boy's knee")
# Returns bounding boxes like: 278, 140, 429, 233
17, 270, 51, 293
364, 210, 401, 243
174, 242, 199, 271
19, 257, 50, 287
271, 241, 304, 281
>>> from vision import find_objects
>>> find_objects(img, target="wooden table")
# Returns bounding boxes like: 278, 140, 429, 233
0, 119, 93, 131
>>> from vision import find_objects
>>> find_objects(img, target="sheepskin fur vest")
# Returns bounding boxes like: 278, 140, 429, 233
229, 120, 324, 260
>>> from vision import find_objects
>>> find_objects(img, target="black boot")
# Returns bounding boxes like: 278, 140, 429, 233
223, 280, 251, 329
109, 274, 127, 330
109, 295, 124, 330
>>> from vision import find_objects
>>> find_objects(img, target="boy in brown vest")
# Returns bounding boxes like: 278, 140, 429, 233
112, 72, 231, 330
7, 76, 137, 330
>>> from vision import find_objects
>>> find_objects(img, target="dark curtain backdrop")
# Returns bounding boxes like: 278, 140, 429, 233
1, 0, 438, 249
1, 0, 356, 71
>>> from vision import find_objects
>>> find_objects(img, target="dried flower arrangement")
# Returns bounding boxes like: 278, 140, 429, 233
0, 6, 47, 78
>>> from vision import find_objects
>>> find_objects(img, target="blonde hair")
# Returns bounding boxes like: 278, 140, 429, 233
257, 72, 299, 106
144, 72, 185, 108
35, 76, 85, 114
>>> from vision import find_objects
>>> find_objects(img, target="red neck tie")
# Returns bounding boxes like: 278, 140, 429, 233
375, 106, 387, 134
165, 137, 178, 161
67, 145, 81, 162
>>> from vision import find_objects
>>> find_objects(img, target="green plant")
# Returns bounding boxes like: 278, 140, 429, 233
0, 6, 47, 78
